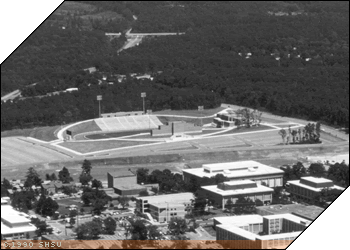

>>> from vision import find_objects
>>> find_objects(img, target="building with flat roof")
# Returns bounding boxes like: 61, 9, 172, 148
256, 204, 324, 221
107, 170, 147, 196
199, 180, 274, 209
216, 213, 311, 249
136, 193, 194, 222
1, 205, 37, 240
183, 161, 284, 188
287, 176, 345, 202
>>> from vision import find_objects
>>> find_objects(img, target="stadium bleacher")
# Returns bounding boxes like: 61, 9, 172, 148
94, 115, 162, 132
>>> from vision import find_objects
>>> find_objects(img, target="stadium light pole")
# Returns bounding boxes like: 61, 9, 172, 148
198, 106, 204, 126
147, 109, 152, 131
97, 95, 102, 118
141, 92, 146, 114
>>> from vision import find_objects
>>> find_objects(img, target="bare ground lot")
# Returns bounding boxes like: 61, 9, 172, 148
1, 137, 73, 168
2, 143, 348, 182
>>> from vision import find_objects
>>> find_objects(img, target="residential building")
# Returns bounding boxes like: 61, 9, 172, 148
183, 161, 284, 187
1, 205, 37, 240
136, 193, 194, 222
41, 181, 74, 195
287, 176, 345, 202
199, 180, 274, 209
216, 214, 311, 249
256, 204, 324, 221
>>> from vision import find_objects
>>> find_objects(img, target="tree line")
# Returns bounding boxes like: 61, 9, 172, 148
1, 1, 349, 131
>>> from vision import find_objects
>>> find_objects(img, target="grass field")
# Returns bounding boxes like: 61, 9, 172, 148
1, 125, 61, 142
85, 130, 151, 140
59, 140, 159, 154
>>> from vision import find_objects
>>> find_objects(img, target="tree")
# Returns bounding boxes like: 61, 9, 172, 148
91, 179, 103, 189
24, 167, 42, 188
214, 174, 229, 184
79, 173, 93, 186
128, 219, 148, 240
192, 194, 207, 216
31, 218, 53, 237
82, 160, 93, 175
104, 217, 117, 235
137, 168, 149, 184
328, 162, 349, 187
2, 178, 12, 189
226, 199, 234, 215
234, 196, 256, 214
279, 129, 287, 144
308, 163, 326, 177
58, 167, 73, 183
69, 217, 76, 227
76, 220, 103, 240
119, 196, 130, 210
11, 190, 36, 212
168, 217, 188, 236
36, 194, 59, 216
169, 235, 191, 249
147, 225, 162, 240
51, 173, 58, 181
139, 190, 149, 197
291, 130, 298, 143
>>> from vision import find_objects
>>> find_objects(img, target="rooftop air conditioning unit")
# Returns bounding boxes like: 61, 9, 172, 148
223, 170, 231, 175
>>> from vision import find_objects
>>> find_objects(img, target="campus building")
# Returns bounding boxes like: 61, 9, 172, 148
287, 176, 345, 202
107, 170, 147, 196
107, 171, 159, 196
151, 121, 202, 137
183, 161, 284, 188
1, 205, 37, 240
199, 180, 274, 209
136, 193, 194, 223
216, 213, 311, 249
256, 204, 324, 221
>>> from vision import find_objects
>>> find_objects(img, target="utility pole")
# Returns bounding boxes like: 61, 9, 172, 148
141, 92, 146, 114
97, 95, 102, 118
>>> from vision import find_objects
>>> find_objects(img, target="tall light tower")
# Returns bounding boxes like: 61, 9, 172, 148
141, 92, 146, 114
97, 95, 102, 118
147, 109, 152, 130
198, 106, 204, 126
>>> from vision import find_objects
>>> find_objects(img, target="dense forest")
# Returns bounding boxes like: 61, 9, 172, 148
1, 1, 349, 131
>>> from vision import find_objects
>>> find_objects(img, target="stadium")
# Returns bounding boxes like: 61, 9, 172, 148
2, 105, 348, 174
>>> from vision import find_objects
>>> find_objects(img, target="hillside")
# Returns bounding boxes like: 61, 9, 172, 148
1, 1, 349, 131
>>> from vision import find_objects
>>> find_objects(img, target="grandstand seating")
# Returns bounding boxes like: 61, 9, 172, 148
94, 115, 162, 132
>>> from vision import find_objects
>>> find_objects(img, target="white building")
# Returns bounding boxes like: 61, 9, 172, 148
199, 180, 274, 209
216, 213, 311, 249
1, 205, 37, 240
287, 176, 345, 202
183, 161, 284, 187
